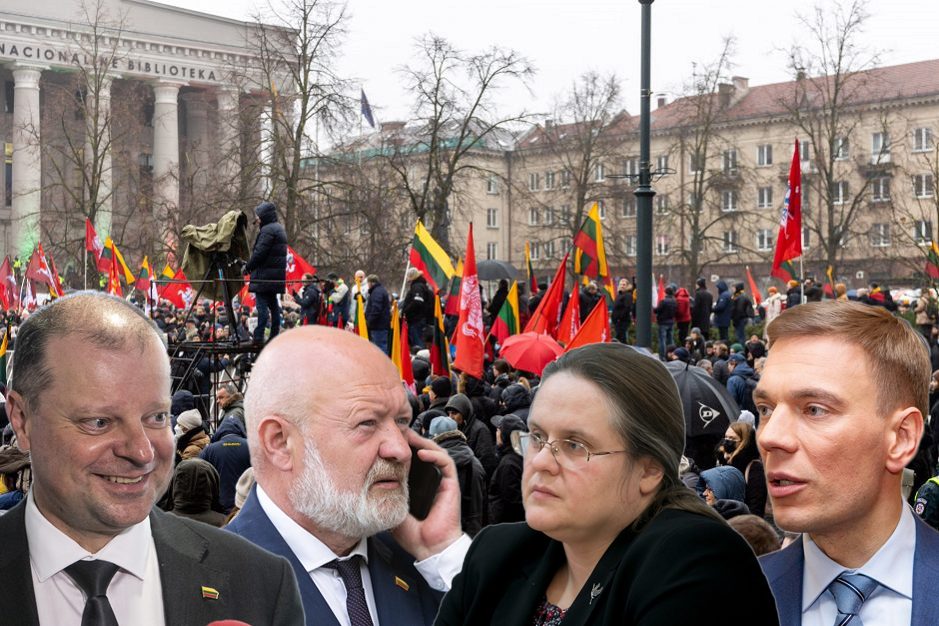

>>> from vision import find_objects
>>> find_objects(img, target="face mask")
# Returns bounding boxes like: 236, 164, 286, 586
721, 438, 738, 454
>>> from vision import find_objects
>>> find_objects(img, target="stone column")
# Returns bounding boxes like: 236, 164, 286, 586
216, 86, 240, 183
86, 74, 114, 238
11, 64, 45, 258
151, 80, 183, 217
182, 90, 209, 191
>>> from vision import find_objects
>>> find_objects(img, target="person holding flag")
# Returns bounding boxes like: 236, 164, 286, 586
245, 201, 287, 345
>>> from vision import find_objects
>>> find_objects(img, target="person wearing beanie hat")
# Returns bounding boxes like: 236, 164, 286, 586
431, 417, 487, 536
245, 200, 287, 344
653, 282, 678, 360
670, 347, 691, 363
692, 278, 714, 337
712, 280, 732, 341
488, 414, 528, 524
785, 278, 802, 309
234, 467, 255, 512
446, 393, 498, 478
428, 376, 453, 411
175, 409, 209, 462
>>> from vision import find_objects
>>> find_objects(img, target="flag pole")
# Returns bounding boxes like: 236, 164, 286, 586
800, 256, 805, 304
83, 246, 87, 290
399, 247, 413, 305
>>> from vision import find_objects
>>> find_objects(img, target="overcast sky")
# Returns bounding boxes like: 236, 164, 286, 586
159, 0, 939, 124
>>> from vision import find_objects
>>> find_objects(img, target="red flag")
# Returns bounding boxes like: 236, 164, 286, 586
656, 274, 666, 306
106, 243, 122, 297
399, 319, 415, 387
47, 253, 65, 297
556, 286, 581, 346
0, 257, 12, 310
285, 246, 316, 293
237, 277, 256, 309
25, 245, 57, 293
84, 218, 108, 273
745, 266, 763, 306
524, 253, 568, 338
162, 269, 194, 309
564, 298, 611, 352
772, 138, 803, 280
451, 224, 485, 379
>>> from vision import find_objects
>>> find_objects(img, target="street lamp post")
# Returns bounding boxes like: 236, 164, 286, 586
634, 0, 656, 348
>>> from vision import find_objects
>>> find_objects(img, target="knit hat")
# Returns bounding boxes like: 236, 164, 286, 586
406, 267, 422, 281
234, 467, 255, 510
177, 409, 202, 432
429, 416, 459, 437
430, 377, 452, 398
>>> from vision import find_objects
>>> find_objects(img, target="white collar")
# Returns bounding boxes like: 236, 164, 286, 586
255, 485, 368, 573
24, 491, 152, 583
802, 504, 916, 611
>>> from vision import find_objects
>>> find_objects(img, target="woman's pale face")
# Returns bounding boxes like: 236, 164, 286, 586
522, 372, 660, 546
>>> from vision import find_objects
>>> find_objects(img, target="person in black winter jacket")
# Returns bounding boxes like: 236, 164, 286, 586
292, 273, 322, 325
712, 280, 732, 340
654, 286, 677, 359
430, 416, 487, 536
364, 274, 391, 354
245, 201, 287, 343
199, 418, 252, 514
488, 414, 527, 524
402, 268, 434, 349
611, 278, 633, 343
691, 278, 713, 337
445, 393, 498, 479
730, 282, 754, 345
500, 383, 532, 423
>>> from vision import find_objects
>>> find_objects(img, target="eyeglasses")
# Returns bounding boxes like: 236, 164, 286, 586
511, 431, 628, 469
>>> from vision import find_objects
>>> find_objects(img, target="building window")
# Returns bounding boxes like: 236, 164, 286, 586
655, 235, 669, 256
835, 136, 849, 160
560, 170, 571, 188
657, 154, 669, 172
688, 192, 700, 209
800, 139, 811, 162
530, 242, 540, 260
871, 177, 890, 202
831, 180, 848, 204
595, 163, 605, 182
138, 152, 154, 173
914, 128, 934, 153
657, 194, 670, 214
914, 220, 932, 245
560, 204, 571, 223
4, 143, 11, 208
756, 229, 773, 251
914, 174, 935, 198
689, 151, 704, 174
544, 171, 556, 190
757, 186, 773, 209
802, 226, 811, 250
721, 190, 738, 212
722, 149, 737, 174
528, 173, 541, 191
624, 157, 639, 177
869, 223, 890, 247
598, 199, 606, 219
544, 207, 554, 225
871, 132, 890, 164
545, 240, 556, 258
486, 175, 499, 194
624, 235, 637, 257
4, 82, 13, 113
622, 196, 637, 218
757, 144, 773, 166
528, 207, 540, 225
486, 207, 499, 229
486, 242, 498, 260
723, 230, 739, 253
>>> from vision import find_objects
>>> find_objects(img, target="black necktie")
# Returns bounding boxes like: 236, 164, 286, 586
324, 556, 374, 626
64, 560, 120, 626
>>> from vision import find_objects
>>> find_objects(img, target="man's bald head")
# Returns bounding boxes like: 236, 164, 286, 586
10, 291, 167, 411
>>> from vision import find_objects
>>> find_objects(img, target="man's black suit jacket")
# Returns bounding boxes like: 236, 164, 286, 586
436, 508, 779, 626
0, 501, 304, 626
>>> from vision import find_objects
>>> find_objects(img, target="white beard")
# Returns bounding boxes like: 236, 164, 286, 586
289, 438, 409, 539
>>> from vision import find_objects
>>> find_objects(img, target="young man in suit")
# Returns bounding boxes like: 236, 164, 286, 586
3, 292, 302, 626
228, 325, 469, 626
755, 301, 939, 625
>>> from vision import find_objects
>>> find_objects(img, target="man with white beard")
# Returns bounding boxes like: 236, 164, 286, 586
227, 325, 469, 626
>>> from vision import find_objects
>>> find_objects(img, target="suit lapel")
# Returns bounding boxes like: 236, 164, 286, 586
226, 489, 340, 626
761, 537, 804, 626
151, 509, 230, 626
368, 536, 426, 625
912, 515, 939, 625
0, 501, 40, 626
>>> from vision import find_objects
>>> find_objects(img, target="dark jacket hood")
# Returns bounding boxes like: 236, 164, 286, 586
445, 393, 474, 421
172, 458, 220, 513
254, 201, 278, 225
171, 390, 195, 417
716, 280, 729, 293
214, 416, 247, 440
700, 465, 746, 502
501, 384, 531, 413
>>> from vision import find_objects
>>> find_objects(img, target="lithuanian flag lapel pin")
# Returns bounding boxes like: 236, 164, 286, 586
394, 576, 410, 592
201, 586, 220, 600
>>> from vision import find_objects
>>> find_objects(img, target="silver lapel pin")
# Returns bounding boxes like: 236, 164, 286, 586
589, 583, 603, 605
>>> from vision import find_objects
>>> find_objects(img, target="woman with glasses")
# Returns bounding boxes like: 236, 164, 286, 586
435, 343, 778, 625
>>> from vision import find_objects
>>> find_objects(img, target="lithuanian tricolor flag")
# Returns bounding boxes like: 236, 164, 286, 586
491, 281, 520, 344
525, 242, 538, 295
572, 203, 610, 279
102, 236, 135, 284
135, 256, 152, 292
927, 242, 939, 279
774, 259, 798, 283
430, 294, 450, 376
443, 258, 463, 316
408, 221, 454, 292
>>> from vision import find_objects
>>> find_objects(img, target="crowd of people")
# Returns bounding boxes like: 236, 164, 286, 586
0, 200, 938, 625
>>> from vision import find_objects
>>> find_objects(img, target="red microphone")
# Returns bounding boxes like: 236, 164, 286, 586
206, 621, 252, 626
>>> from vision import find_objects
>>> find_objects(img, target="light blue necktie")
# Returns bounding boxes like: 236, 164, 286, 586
827, 571, 880, 626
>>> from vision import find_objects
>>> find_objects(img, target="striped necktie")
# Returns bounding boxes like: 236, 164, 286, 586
827, 571, 880, 626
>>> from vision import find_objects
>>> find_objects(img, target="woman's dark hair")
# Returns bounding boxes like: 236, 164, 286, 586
542, 343, 721, 529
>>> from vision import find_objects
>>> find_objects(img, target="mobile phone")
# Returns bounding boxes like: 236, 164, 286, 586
407, 446, 442, 520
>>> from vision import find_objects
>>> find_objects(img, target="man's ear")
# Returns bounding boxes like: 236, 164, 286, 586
6, 390, 31, 452
885, 407, 924, 474
256, 415, 303, 473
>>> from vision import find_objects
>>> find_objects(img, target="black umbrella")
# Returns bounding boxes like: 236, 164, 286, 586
665, 360, 739, 437
476, 260, 519, 281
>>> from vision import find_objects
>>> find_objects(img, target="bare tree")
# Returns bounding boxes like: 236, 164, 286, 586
780, 0, 883, 279
385, 34, 534, 251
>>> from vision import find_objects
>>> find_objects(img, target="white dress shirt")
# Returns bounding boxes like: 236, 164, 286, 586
256, 485, 470, 626
801, 504, 915, 626
24, 492, 166, 626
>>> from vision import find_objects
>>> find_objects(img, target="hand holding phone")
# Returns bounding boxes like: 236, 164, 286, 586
407, 446, 442, 520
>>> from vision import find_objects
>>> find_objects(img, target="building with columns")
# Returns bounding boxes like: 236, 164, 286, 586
0, 0, 281, 268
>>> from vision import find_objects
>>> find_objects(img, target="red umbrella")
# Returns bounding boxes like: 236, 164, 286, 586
499, 332, 564, 376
